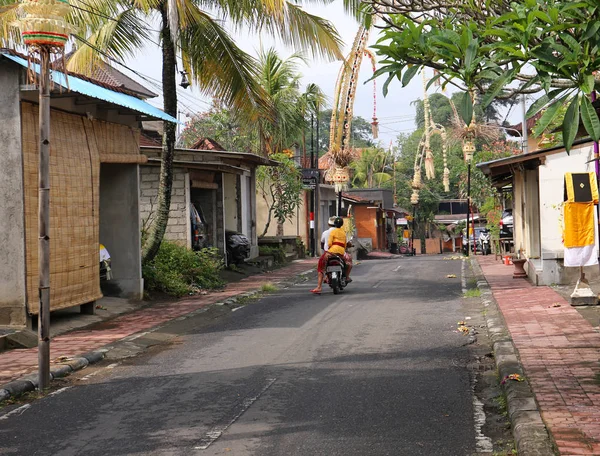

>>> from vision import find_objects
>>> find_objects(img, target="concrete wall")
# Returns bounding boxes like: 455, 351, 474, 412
139, 165, 189, 245
99, 164, 143, 299
514, 144, 600, 285
534, 145, 599, 284
223, 172, 238, 231
0, 62, 27, 326
256, 188, 307, 241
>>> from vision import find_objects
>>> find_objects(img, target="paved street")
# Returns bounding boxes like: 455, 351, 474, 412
0, 257, 492, 455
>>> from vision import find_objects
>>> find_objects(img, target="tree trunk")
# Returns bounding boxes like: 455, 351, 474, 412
276, 222, 284, 236
260, 204, 273, 238
142, 4, 178, 264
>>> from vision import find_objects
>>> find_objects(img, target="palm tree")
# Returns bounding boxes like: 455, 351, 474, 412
1, 0, 357, 263
256, 48, 306, 157
351, 147, 392, 188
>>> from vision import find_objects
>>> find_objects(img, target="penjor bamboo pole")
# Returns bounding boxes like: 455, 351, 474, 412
38, 47, 51, 390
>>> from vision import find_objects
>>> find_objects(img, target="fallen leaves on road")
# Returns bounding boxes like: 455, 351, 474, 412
95, 305, 107, 310
444, 256, 464, 261
501, 373, 524, 384
446, 274, 457, 278
551, 303, 561, 308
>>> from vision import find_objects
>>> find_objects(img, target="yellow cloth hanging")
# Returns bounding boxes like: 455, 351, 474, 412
564, 172, 598, 204
563, 202, 595, 248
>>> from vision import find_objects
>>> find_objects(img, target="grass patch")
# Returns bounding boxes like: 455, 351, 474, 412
261, 282, 278, 293
464, 288, 481, 298
143, 242, 225, 297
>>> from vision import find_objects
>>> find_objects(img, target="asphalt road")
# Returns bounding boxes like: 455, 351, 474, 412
0, 256, 479, 456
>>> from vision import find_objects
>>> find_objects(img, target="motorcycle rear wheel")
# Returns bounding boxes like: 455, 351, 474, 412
331, 276, 340, 294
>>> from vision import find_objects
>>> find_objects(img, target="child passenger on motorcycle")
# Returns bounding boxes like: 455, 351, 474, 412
311, 217, 352, 294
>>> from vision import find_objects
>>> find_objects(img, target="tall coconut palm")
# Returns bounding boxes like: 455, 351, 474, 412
257, 48, 305, 157
2, 0, 356, 263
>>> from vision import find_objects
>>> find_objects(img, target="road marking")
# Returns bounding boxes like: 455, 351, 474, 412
472, 383, 493, 452
0, 404, 30, 421
393, 265, 402, 272
372, 281, 383, 288
194, 377, 278, 450
48, 386, 72, 396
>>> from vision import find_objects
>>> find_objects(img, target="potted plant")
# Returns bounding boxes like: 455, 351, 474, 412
512, 249, 527, 279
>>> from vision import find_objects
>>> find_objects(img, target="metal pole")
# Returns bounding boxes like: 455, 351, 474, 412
466, 162, 471, 257
411, 205, 416, 255
521, 95, 528, 154
337, 191, 342, 216
38, 48, 51, 390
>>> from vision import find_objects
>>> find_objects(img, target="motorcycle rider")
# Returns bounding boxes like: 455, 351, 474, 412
320, 216, 336, 251
311, 217, 349, 294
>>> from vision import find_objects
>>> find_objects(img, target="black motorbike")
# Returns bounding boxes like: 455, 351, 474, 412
326, 254, 348, 294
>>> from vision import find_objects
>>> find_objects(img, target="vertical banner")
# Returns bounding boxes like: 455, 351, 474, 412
563, 172, 599, 267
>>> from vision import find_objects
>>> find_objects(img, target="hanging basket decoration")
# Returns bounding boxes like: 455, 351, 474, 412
328, 166, 350, 192
410, 189, 420, 205
443, 167, 450, 192
424, 147, 435, 180
12, 0, 74, 85
371, 117, 379, 139
412, 168, 422, 190
15, 0, 72, 47
463, 140, 476, 163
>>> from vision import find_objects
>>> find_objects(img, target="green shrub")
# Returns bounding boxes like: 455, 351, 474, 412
258, 245, 287, 264
143, 242, 225, 297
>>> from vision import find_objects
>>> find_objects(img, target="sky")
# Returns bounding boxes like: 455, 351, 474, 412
122, 0, 425, 147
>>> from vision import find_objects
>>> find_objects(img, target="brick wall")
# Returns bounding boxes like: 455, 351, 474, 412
140, 166, 188, 245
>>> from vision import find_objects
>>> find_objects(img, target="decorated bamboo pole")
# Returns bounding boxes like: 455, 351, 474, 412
38, 47, 51, 389
13, 0, 73, 390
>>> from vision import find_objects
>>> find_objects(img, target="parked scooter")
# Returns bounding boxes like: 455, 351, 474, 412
478, 229, 491, 255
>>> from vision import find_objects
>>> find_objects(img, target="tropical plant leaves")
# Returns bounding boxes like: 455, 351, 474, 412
562, 95, 581, 152
458, 91, 473, 126
580, 94, 600, 142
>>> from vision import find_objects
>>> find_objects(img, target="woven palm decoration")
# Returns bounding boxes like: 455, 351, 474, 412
12, 0, 73, 83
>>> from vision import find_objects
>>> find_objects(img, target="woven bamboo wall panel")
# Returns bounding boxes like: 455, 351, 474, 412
21, 103, 101, 314
90, 119, 140, 161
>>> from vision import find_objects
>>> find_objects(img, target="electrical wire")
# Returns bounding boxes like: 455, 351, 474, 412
72, 34, 211, 114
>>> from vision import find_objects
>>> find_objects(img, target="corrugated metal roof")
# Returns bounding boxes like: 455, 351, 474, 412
2, 53, 177, 123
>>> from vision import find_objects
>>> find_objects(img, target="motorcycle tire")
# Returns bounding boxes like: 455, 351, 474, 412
331, 276, 340, 294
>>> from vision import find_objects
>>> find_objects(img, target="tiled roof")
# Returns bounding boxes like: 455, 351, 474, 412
91, 65, 158, 99
190, 137, 226, 151
140, 133, 161, 147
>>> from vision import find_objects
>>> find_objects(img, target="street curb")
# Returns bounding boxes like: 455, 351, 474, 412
0, 263, 317, 403
470, 258, 556, 456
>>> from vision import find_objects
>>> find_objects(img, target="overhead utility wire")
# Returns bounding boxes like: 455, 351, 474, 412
72, 34, 211, 113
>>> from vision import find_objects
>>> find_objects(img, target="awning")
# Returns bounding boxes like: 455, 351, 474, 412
2, 53, 178, 124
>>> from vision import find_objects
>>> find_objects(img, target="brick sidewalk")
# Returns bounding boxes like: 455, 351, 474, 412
0, 259, 317, 386
478, 256, 600, 456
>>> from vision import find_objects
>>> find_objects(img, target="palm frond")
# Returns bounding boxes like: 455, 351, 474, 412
68, 6, 150, 75
0, 0, 20, 49
180, 9, 270, 122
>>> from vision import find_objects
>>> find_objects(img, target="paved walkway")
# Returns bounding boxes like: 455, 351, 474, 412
478, 256, 600, 456
0, 259, 317, 386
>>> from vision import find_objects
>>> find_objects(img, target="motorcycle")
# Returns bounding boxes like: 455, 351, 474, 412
326, 254, 349, 294
478, 230, 491, 255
